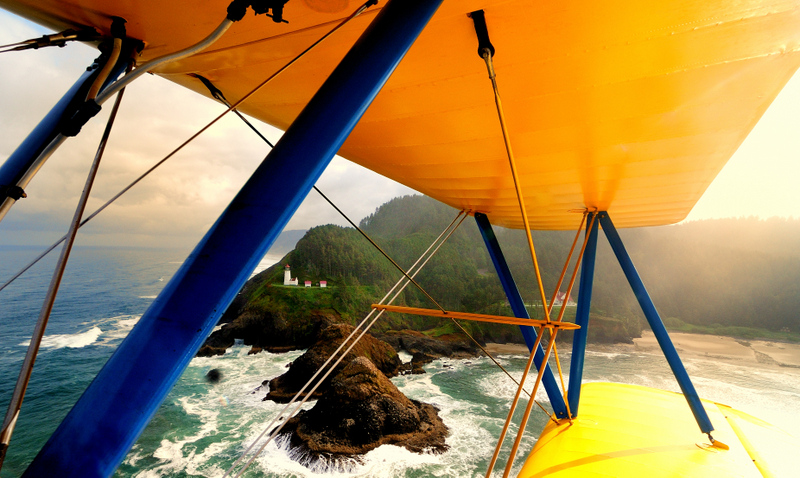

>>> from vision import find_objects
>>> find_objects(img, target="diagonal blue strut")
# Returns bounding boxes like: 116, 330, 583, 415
598, 212, 714, 434
0, 44, 135, 210
567, 212, 598, 417
474, 213, 568, 418
24, 0, 445, 476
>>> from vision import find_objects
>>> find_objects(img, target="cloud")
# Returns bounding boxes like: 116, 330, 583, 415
0, 11, 416, 248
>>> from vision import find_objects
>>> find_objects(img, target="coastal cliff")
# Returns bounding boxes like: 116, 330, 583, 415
194, 195, 800, 468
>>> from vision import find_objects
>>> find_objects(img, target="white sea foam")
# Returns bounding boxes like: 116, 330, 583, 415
98, 315, 141, 345
253, 439, 443, 477
121, 349, 311, 476
391, 357, 540, 476
586, 350, 631, 360
139, 295, 158, 299
18, 326, 102, 349
477, 368, 552, 403
126, 351, 510, 477
139, 394, 231, 477
250, 253, 284, 277
110, 315, 138, 328
397, 350, 413, 363
121, 343, 800, 477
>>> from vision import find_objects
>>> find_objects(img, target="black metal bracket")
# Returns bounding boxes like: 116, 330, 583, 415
227, 0, 291, 23
190, 73, 227, 103
0, 185, 27, 201
468, 10, 495, 58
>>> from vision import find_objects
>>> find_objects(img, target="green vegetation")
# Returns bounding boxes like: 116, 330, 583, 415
663, 317, 800, 342
242, 279, 385, 328
244, 196, 800, 344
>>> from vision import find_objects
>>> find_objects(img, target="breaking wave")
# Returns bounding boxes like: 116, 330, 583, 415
19, 326, 102, 349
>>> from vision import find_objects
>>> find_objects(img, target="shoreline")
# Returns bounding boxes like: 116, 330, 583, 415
485, 331, 800, 369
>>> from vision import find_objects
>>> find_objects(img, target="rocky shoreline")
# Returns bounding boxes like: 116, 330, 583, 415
261, 321, 460, 464
198, 275, 643, 468
200, 308, 479, 467
202, 303, 800, 469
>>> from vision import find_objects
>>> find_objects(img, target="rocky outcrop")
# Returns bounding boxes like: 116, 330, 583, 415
580, 314, 641, 344
265, 323, 402, 402
198, 308, 336, 357
397, 352, 437, 375
278, 356, 448, 461
378, 330, 481, 360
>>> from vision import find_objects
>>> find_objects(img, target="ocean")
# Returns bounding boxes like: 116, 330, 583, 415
1, 246, 799, 477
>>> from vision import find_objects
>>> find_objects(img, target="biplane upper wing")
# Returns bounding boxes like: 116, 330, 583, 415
3, 0, 800, 229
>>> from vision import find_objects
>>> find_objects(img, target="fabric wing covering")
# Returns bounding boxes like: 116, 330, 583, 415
4, 0, 800, 229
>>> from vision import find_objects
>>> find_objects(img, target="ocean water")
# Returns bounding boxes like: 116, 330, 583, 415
1, 246, 799, 477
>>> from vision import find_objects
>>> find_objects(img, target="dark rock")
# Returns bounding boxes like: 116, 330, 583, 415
397, 361, 413, 375
398, 351, 438, 375
206, 369, 222, 383
265, 323, 401, 403
378, 330, 481, 359
199, 309, 337, 357
411, 351, 437, 366
586, 314, 639, 344
197, 345, 228, 357
278, 357, 448, 462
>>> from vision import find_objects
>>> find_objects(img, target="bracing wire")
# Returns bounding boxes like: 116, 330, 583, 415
0, 28, 97, 54
500, 328, 560, 478
0, 74, 128, 472
544, 212, 588, 417
480, 49, 552, 323
488, 213, 598, 477
207, 77, 556, 424
547, 213, 587, 316
0, 16, 236, 224
475, 18, 580, 476
549, 212, 597, 419
194, 83, 448, 314
484, 324, 547, 478
223, 212, 468, 478
0, 0, 379, 294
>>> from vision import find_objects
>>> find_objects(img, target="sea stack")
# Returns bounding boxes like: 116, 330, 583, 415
264, 322, 401, 402
278, 356, 448, 463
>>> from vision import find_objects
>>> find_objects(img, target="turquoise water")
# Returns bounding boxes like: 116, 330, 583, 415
1, 246, 799, 477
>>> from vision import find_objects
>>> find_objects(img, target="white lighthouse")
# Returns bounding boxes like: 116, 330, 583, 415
283, 264, 298, 286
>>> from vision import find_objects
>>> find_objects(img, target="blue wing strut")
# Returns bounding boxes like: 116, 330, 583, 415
24, 0, 444, 475
475, 212, 568, 418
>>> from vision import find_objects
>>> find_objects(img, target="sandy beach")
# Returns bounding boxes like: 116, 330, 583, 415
486, 331, 800, 369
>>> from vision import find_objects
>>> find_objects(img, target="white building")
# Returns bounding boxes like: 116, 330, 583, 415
283, 265, 298, 286
553, 291, 577, 307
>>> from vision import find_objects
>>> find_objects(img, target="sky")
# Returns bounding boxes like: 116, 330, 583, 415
0, 10, 416, 248
1, 9, 800, 250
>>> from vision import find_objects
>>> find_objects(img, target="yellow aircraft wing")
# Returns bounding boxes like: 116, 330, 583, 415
2, 0, 800, 229
520, 382, 800, 477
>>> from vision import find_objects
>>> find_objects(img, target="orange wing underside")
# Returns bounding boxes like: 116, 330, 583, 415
3, 0, 800, 229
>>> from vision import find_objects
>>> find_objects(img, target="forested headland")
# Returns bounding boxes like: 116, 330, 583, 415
228, 195, 800, 346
